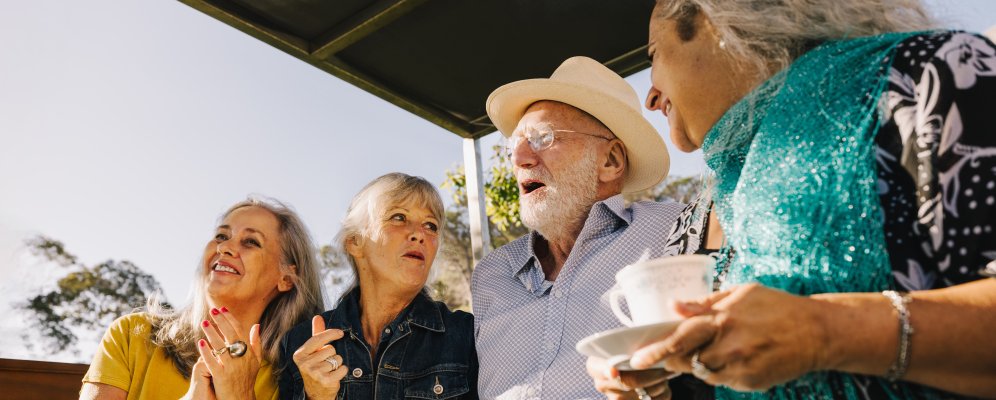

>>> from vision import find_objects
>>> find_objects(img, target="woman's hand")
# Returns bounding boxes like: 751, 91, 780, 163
629, 284, 832, 391
180, 357, 217, 400
197, 307, 262, 400
292, 315, 348, 400
585, 356, 672, 399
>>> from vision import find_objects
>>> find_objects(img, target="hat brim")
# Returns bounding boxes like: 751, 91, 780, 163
487, 78, 670, 194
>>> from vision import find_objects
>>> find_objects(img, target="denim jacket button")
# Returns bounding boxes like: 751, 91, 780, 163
352, 368, 363, 378
433, 383, 444, 395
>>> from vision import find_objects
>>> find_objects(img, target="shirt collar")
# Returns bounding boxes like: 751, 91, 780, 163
510, 194, 629, 292
405, 290, 445, 332
596, 194, 631, 225
328, 287, 445, 333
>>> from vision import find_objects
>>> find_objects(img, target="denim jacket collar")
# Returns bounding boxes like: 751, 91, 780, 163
328, 287, 445, 335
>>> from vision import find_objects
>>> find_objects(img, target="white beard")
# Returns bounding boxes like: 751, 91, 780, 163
519, 147, 600, 242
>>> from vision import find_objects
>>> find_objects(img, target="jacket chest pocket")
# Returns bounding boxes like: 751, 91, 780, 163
403, 370, 470, 399
339, 375, 373, 400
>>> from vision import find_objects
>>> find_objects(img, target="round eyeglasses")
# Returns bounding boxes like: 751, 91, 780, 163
503, 126, 611, 158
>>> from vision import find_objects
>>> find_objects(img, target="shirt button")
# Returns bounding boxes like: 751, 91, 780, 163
384, 327, 391, 334
554, 290, 562, 298
352, 368, 363, 378
433, 383, 444, 395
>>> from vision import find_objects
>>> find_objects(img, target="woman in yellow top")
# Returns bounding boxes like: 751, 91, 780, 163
80, 197, 325, 400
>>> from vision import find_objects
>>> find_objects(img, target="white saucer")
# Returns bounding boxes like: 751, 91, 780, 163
575, 320, 680, 371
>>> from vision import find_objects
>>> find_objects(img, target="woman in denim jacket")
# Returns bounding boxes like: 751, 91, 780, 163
278, 173, 478, 399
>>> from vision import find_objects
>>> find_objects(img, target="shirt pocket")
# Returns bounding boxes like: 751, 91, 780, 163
403, 364, 470, 399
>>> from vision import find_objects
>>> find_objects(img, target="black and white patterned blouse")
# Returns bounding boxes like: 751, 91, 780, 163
664, 31, 996, 399
667, 30, 995, 293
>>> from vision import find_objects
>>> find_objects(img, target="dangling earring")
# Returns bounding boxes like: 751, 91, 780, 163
718, 39, 727, 49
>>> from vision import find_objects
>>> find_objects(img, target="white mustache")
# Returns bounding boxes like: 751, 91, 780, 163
517, 169, 552, 184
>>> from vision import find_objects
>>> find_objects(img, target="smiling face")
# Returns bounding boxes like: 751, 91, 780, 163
348, 202, 440, 295
202, 205, 293, 309
645, 6, 758, 152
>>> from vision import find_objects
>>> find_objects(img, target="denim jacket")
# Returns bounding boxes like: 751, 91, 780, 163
278, 288, 478, 399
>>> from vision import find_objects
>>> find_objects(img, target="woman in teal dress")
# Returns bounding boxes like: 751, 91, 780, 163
587, 0, 996, 399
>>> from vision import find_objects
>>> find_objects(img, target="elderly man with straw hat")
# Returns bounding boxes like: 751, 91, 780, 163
471, 56, 681, 399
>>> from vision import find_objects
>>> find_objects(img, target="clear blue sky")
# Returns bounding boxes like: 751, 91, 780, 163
0, 0, 993, 361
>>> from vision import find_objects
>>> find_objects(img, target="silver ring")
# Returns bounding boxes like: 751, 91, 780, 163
634, 387, 651, 400
227, 340, 248, 358
691, 351, 714, 379
324, 356, 340, 370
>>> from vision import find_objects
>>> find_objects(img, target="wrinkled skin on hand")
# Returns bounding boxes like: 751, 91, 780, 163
630, 284, 832, 392
293, 315, 349, 400
586, 355, 673, 399
197, 307, 264, 400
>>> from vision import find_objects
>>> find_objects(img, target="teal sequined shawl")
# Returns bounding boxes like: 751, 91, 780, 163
702, 32, 940, 399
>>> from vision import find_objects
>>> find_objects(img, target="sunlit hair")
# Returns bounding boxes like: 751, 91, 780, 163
654, 0, 935, 80
335, 173, 446, 298
146, 196, 324, 378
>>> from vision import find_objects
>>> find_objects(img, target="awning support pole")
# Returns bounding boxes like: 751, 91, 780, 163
463, 137, 492, 266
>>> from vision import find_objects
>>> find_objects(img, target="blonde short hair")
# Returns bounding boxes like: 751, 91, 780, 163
335, 173, 446, 295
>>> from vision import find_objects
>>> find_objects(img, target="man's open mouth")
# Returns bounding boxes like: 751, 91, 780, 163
403, 251, 425, 261
521, 180, 546, 194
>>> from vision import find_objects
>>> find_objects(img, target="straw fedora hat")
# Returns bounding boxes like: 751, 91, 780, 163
486, 56, 669, 194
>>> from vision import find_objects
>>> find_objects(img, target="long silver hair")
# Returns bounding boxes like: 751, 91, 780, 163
147, 196, 324, 378
654, 0, 936, 80
334, 173, 446, 300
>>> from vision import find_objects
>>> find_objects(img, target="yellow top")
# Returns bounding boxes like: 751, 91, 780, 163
82, 313, 278, 400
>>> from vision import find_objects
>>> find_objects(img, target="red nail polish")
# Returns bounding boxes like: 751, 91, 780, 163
202, 320, 210, 327
221, 306, 229, 313
210, 308, 219, 315
199, 339, 206, 347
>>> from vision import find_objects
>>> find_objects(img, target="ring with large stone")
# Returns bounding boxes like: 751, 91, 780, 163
691, 351, 714, 380
227, 340, 248, 358
324, 356, 340, 370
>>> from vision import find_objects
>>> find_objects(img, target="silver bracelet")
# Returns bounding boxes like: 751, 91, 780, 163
882, 290, 913, 381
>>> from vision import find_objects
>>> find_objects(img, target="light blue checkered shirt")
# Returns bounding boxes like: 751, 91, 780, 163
472, 195, 684, 399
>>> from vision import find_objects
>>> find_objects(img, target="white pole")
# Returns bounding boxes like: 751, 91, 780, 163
463, 137, 492, 266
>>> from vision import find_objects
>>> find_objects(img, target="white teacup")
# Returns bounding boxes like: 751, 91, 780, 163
608, 254, 715, 326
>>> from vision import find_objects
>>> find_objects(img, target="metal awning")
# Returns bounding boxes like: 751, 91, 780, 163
178, 0, 655, 263
179, 0, 654, 139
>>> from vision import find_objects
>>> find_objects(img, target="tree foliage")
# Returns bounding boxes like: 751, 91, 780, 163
317, 243, 354, 302
441, 145, 529, 247
17, 236, 169, 357
625, 174, 704, 205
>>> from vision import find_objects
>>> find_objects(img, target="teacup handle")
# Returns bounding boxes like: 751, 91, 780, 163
608, 289, 634, 327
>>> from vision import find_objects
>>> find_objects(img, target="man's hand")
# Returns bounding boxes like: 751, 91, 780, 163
586, 356, 672, 399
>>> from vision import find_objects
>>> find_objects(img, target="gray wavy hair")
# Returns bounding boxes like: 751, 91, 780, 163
654, 0, 936, 80
147, 196, 324, 378
335, 173, 446, 299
